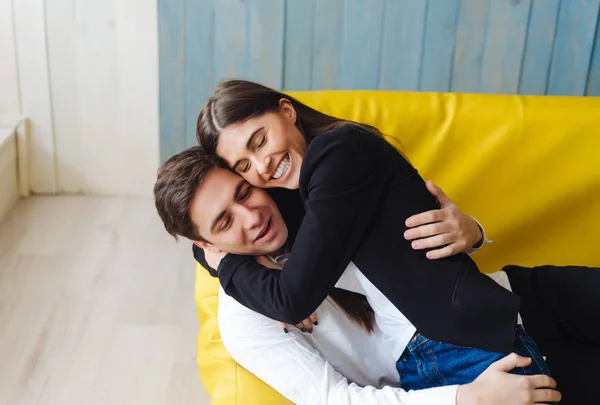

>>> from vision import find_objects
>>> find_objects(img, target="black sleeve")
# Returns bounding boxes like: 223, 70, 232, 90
219, 127, 405, 323
266, 187, 305, 248
193, 244, 218, 277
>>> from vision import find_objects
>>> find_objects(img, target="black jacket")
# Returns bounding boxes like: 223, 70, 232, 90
206, 125, 520, 354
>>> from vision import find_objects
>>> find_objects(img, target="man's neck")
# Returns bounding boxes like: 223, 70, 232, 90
267, 244, 288, 262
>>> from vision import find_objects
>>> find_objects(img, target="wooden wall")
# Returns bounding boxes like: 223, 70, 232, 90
158, 0, 600, 161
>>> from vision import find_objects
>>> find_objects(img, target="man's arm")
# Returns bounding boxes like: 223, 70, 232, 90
403, 181, 491, 259
218, 290, 457, 405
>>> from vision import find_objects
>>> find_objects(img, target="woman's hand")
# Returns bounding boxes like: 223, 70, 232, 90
254, 256, 320, 334
276, 312, 319, 334
404, 181, 483, 260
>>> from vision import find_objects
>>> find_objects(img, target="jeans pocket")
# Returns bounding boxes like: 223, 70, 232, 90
516, 331, 551, 376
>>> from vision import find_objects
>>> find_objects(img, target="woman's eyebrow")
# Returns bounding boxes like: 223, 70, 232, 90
232, 128, 265, 170
246, 127, 264, 149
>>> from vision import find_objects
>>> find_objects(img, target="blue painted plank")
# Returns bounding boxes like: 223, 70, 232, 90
312, 0, 344, 90
158, 0, 186, 161
283, 0, 316, 90
450, 0, 489, 93
248, 0, 285, 89
519, 0, 560, 95
420, 0, 460, 92
338, 0, 385, 89
585, 6, 600, 95
379, 0, 428, 90
479, 0, 531, 94
548, 0, 600, 95
185, 0, 215, 148
214, 0, 249, 81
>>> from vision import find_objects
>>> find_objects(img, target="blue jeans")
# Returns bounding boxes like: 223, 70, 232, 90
396, 326, 551, 389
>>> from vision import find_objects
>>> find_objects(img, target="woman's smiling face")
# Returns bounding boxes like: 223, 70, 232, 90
216, 99, 307, 190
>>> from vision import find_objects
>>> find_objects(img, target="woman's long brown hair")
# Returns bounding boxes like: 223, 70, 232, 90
328, 288, 375, 334
196, 79, 383, 155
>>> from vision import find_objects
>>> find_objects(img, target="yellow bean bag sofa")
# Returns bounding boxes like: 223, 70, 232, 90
195, 91, 600, 404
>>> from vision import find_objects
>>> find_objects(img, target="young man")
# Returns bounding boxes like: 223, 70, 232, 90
154, 147, 561, 405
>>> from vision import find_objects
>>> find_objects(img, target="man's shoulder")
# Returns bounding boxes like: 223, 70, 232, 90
217, 288, 273, 331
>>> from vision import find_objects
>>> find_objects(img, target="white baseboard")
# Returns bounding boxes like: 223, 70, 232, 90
0, 127, 19, 224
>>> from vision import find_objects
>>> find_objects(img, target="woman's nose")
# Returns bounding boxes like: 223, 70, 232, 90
254, 155, 272, 179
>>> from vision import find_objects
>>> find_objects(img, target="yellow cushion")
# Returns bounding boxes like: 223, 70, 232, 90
195, 91, 600, 404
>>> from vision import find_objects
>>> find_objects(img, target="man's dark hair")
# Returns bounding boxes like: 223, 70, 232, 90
154, 146, 227, 241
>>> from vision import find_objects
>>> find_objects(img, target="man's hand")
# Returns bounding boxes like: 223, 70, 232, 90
404, 180, 483, 259
456, 353, 561, 405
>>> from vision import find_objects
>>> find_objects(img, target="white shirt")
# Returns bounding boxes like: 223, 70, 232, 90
335, 262, 417, 362
218, 285, 459, 405
336, 263, 521, 364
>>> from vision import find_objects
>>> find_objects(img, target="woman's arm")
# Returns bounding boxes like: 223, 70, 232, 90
218, 126, 408, 323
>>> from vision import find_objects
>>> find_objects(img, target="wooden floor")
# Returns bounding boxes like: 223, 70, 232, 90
0, 197, 210, 405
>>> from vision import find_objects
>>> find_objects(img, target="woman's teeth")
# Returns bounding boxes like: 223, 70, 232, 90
272, 154, 290, 180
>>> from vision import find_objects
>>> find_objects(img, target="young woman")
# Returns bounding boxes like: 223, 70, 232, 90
196, 79, 551, 389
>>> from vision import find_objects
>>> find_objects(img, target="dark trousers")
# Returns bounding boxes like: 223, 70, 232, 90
504, 265, 600, 405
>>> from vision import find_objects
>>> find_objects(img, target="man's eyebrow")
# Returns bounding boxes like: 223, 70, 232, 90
210, 180, 245, 233
210, 210, 227, 233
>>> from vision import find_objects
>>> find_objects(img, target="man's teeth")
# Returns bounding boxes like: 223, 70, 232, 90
272, 154, 290, 180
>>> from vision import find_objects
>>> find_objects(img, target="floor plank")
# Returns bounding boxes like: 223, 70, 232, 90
0, 196, 210, 405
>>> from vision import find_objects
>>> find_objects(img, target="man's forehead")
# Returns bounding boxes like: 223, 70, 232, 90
191, 168, 243, 224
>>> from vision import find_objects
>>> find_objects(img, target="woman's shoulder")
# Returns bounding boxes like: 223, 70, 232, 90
303, 123, 407, 174
308, 123, 383, 151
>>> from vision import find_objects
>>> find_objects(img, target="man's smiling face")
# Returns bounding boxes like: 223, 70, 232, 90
190, 167, 288, 255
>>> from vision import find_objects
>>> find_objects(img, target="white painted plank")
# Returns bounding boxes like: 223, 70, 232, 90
12, 0, 57, 194
73, 0, 120, 196
114, 0, 160, 196
46, 0, 86, 194
0, 0, 21, 116
0, 129, 19, 224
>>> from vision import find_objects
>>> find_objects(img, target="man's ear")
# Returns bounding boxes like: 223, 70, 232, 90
279, 98, 297, 124
193, 240, 222, 253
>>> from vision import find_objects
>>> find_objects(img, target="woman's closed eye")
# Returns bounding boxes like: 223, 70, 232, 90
254, 134, 266, 149
236, 160, 251, 174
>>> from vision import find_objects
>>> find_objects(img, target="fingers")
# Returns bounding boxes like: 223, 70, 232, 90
532, 388, 561, 404
404, 221, 450, 240
425, 180, 451, 207
409, 233, 453, 251
309, 312, 319, 326
275, 321, 289, 334
492, 353, 532, 372
527, 374, 558, 390
295, 318, 315, 333
423, 244, 461, 260
283, 313, 320, 334
405, 209, 444, 228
